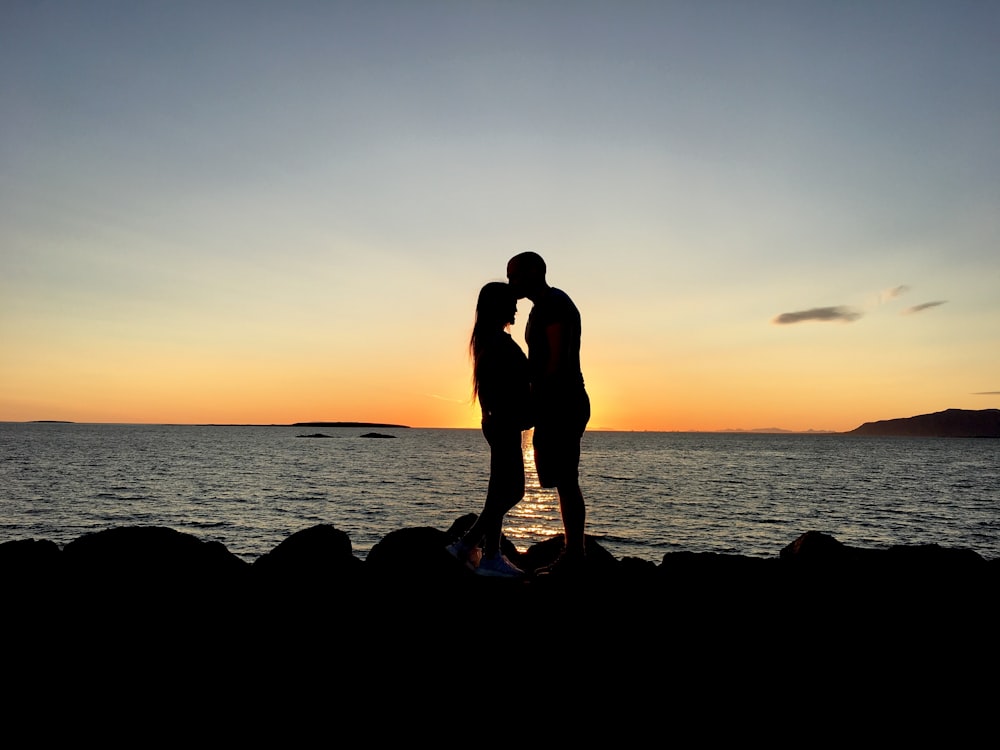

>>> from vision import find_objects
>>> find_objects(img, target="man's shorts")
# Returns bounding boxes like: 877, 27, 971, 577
532, 389, 590, 488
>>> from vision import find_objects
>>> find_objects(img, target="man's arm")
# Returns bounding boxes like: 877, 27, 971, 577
543, 321, 566, 379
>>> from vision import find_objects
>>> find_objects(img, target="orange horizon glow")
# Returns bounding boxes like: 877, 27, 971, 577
2, 311, 995, 433
3, 367, 993, 434
3, 298, 994, 433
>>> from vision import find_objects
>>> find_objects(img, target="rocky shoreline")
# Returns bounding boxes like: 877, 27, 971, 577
5, 516, 995, 625
4, 517, 996, 711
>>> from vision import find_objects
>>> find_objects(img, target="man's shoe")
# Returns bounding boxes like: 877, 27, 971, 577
475, 553, 524, 578
534, 550, 586, 577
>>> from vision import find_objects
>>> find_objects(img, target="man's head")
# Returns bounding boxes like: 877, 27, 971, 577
506, 251, 547, 300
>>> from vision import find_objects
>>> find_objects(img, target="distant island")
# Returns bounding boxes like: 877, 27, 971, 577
847, 408, 1000, 438
291, 422, 409, 429
715, 427, 835, 434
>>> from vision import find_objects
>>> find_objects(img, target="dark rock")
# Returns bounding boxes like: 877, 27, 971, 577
0, 537, 63, 601
884, 542, 986, 569
252, 523, 362, 583
61, 525, 249, 582
780, 529, 848, 560
0, 537, 62, 576
58, 526, 252, 621
366, 525, 469, 584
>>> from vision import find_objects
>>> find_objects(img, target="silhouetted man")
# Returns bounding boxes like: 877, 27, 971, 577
506, 251, 590, 575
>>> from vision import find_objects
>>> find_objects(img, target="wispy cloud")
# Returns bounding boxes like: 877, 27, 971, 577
772, 306, 863, 325
973, 391, 1000, 395
429, 393, 469, 404
881, 285, 910, 303
901, 301, 947, 315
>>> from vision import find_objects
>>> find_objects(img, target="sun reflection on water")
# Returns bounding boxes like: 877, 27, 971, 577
503, 429, 563, 551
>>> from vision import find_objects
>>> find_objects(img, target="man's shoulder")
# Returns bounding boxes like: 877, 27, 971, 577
545, 287, 579, 315
541, 286, 574, 305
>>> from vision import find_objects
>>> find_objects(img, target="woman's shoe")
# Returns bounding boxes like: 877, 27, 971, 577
445, 540, 481, 571
475, 553, 524, 578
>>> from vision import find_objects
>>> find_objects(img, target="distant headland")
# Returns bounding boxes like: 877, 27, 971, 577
846, 408, 1000, 438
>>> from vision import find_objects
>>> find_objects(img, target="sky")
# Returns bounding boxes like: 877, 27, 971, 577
2, 1, 998, 432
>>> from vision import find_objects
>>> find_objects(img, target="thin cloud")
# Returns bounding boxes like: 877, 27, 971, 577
973, 391, 1000, 395
901, 301, 947, 315
429, 393, 469, 404
772, 306, 863, 325
881, 285, 910, 303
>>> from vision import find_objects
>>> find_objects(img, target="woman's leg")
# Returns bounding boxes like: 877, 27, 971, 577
465, 427, 525, 557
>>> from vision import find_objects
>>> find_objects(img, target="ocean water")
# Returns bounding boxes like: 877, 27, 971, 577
1, 422, 997, 564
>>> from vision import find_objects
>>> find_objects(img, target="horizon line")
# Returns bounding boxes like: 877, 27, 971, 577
8, 419, 844, 434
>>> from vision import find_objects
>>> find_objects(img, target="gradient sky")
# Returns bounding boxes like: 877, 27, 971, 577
2, 1, 998, 432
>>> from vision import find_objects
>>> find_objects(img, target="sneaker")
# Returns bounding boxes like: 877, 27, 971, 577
446, 540, 481, 571
475, 553, 524, 578
534, 549, 586, 578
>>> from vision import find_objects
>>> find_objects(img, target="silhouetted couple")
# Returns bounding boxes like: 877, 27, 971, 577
447, 252, 591, 578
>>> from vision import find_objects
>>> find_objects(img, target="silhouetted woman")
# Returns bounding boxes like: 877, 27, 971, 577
446, 281, 532, 577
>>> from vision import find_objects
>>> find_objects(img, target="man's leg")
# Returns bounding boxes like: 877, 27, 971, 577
557, 481, 586, 556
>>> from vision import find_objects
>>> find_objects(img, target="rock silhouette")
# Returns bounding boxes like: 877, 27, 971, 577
847, 408, 1000, 437
4, 520, 994, 709
4, 520, 994, 620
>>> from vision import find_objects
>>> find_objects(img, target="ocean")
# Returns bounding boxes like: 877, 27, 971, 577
1, 422, 997, 564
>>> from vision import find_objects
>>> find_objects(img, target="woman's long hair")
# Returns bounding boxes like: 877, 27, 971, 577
469, 281, 516, 403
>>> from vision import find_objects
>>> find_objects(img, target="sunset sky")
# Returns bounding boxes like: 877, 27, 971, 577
2, 1, 998, 432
